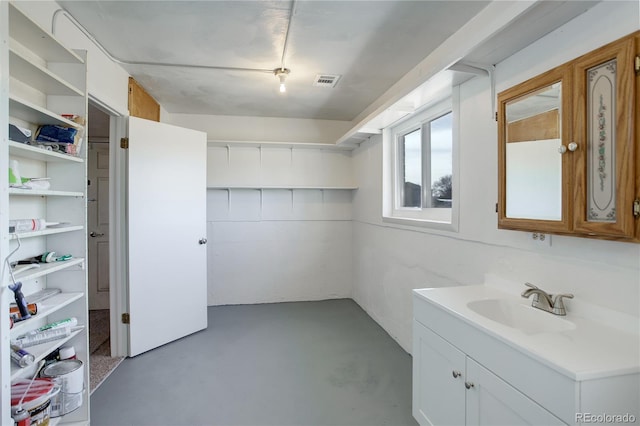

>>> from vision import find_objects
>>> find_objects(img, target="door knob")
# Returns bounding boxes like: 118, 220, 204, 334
568, 142, 578, 152
558, 145, 567, 154
90, 231, 104, 237
465, 382, 475, 389
452, 370, 461, 379
199, 238, 208, 245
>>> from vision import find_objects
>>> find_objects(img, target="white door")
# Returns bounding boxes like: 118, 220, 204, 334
88, 142, 110, 310
126, 117, 208, 356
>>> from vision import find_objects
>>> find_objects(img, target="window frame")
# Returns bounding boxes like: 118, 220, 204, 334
383, 90, 460, 232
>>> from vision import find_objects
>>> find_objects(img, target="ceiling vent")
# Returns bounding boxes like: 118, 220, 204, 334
313, 74, 341, 88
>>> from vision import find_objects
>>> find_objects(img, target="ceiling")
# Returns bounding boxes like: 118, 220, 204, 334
57, 0, 491, 122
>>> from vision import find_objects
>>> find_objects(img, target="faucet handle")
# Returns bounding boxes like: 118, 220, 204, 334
552, 293, 574, 316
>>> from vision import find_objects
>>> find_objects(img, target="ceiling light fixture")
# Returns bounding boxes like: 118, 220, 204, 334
274, 68, 291, 93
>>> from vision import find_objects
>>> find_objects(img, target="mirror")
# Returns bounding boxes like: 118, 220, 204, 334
504, 83, 562, 221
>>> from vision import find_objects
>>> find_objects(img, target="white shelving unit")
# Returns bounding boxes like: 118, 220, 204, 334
2, 3, 89, 424
207, 185, 358, 190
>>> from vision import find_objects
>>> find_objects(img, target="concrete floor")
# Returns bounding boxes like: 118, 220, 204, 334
90, 299, 418, 426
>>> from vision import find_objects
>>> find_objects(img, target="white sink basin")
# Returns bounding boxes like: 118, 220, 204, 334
467, 298, 576, 334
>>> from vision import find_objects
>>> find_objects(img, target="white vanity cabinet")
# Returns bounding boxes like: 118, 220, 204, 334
413, 321, 563, 425
412, 286, 640, 426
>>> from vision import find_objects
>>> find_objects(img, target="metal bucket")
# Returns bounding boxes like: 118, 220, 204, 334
40, 360, 84, 417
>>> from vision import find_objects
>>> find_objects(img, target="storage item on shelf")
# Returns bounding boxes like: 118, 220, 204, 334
8, 282, 30, 320
35, 124, 78, 144
41, 359, 84, 417
10, 345, 35, 368
9, 302, 38, 322
8, 159, 21, 186
11, 378, 59, 426
8, 219, 60, 233
8, 124, 31, 143
12, 325, 75, 348
17, 252, 73, 264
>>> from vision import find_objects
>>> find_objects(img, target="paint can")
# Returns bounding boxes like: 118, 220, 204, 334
40, 359, 84, 417
11, 378, 59, 426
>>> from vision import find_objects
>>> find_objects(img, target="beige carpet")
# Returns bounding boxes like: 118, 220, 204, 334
89, 310, 124, 393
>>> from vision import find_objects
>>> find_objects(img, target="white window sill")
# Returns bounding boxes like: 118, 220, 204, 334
382, 214, 458, 232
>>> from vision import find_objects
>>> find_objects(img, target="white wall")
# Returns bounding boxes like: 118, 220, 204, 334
166, 113, 353, 145
206, 144, 354, 305
15, 0, 129, 115
351, 1, 640, 353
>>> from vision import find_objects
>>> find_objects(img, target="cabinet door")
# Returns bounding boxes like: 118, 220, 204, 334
497, 64, 573, 234
572, 36, 636, 238
413, 321, 466, 426
465, 358, 565, 425
635, 33, 640, 241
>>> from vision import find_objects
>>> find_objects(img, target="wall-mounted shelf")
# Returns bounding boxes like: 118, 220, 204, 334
208, 140, 356, 151
9, 140, 84, 163
9, 95, 84, 130
8, 3, 84, 64
9, 188, 84, 197
10, 328, 84, 380
9, 225, 84, 240
13, 258, 85, 282
208, 185, 358, 190
9, 49, 85, 97
10, 291, 84, 335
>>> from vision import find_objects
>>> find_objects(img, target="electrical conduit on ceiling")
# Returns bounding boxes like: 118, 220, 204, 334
51, 0, 298, 75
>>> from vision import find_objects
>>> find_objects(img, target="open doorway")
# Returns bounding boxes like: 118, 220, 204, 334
87, 101, 124, 391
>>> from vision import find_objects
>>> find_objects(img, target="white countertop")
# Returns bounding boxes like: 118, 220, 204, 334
413, 285, 640, 381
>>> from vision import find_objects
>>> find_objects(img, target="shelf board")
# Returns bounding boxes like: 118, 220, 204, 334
8, 3, 85, 64
9, 188, 84, 197
13, 258, 85, 282
10, 292, 84, 336
207, 185, 358, 190
9, 140, 84, 163
9, 95, 84, 130
9, 49, 85, 97
207, 140, 356, 151
10, 328, 84, 381
9, 226, 84, 240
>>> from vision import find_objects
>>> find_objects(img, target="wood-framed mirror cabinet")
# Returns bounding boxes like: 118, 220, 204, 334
498, 31, 639, 242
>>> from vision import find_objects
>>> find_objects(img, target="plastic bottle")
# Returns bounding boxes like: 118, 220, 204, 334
9, 219, 47, 232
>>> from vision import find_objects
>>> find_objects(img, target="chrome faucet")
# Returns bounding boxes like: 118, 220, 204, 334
521, 283, 573, 316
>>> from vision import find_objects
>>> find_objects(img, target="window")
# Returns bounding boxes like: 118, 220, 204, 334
383, 94, 459, 231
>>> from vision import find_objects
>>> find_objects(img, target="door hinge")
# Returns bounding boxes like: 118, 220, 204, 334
633, 199, 640, 218
122, 313, 130, 324
495, 202, 498, 213
495, 111, 498, 122
635, 56, 640, 74
120, 137, 129, 149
